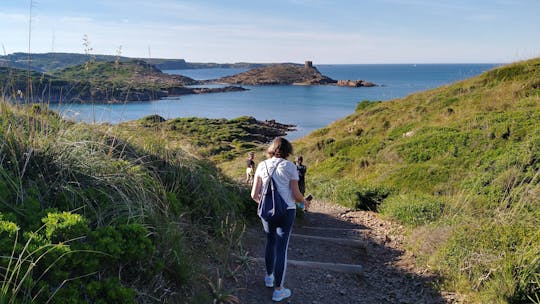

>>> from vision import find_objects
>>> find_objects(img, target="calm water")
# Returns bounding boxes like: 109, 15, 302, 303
51, 64, 499, 139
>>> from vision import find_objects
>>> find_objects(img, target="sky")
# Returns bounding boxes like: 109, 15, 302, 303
1, 0, 539, 64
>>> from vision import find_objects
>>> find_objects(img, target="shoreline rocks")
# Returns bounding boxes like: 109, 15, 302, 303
336, 80, 377, 87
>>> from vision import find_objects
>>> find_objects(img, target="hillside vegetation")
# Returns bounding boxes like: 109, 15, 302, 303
2, 57, 539, 303
1, 60, 248, 104
113, 115, 294, 164
0, 101, 252, 303
292, 58, 540, 303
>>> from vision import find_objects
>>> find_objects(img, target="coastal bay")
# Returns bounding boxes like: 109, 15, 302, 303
52, 63, 498, 139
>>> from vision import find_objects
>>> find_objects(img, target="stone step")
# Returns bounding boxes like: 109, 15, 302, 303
297, 226, 365, 231
250, 257, 363, 274
291, 233, 365, 247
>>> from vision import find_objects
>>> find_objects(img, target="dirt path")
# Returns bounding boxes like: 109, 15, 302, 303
233, 200, 460, 304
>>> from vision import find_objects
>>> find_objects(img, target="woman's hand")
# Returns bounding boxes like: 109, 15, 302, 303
290, 180, 305, 203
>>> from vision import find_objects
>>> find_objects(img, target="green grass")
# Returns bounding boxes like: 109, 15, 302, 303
290, 57, 540, 302
115, 115, 292, 183
3, 56, 540, 302
0, 100, 252, 303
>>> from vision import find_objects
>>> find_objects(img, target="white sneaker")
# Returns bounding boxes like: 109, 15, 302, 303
272, 288, 291, 302
264, 274, 274, 287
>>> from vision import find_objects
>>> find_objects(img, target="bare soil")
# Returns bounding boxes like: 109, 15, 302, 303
232, 200, 463, 304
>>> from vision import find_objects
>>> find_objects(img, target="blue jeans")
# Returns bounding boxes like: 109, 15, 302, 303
261, 208, 296, 288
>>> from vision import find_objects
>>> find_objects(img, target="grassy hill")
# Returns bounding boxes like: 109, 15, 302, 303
291, 58, 540, 303
1, 61, 247, 103
53, 59, 197, 86
0, 101, 253, 303
113, 115, 294, 163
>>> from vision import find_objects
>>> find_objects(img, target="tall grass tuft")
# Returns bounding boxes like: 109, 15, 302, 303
0, 98, 251, 301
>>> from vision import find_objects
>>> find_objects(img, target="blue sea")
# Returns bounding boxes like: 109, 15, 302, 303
51, 64, 499, 139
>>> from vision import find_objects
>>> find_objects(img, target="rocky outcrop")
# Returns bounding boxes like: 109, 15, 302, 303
336, 80, 377, 87
190, 86, 247, 94
240, 117, 297, 143
166, 85, 246, 96
208, 62, 377, 87
211, 64, 337, 85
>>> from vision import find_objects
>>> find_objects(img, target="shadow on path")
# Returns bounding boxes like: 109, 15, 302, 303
233, 201, 448, 304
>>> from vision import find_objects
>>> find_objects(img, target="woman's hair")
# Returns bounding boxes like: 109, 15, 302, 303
266, 137, 293, 159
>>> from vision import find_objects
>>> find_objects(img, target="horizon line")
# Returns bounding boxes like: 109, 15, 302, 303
1, 51, 520, 65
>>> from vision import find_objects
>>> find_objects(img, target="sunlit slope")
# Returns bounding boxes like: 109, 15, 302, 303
292, 57, 540, 303
296, 58, 540, 206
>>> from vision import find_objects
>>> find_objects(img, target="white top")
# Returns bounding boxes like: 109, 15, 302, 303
255, 157, 299, 209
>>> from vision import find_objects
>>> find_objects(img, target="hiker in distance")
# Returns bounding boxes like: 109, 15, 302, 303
250, 137, 310, 302
295, 155, 309, 212
245, 151, 256, 185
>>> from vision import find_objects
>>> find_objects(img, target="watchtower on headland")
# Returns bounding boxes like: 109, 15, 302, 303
305, 61, 313, 69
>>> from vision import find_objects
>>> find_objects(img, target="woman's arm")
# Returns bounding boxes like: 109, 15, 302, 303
290, 179, 305, 203
251, 176, 262, 203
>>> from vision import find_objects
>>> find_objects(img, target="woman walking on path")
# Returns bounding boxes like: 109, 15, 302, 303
250, 137, 309, 302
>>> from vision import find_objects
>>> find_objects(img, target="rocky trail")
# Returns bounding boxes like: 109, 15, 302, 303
233, 201, 461, 304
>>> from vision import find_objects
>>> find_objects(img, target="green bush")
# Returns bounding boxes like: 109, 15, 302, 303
0, 208, 157, 303
356, 100, 380, 111
86, 224, 154, 267
379, 193, 445, 227
42, 211, 89, 243
85, 278, 136, 304
0, 217, 19, 253
314, 179, 391, 211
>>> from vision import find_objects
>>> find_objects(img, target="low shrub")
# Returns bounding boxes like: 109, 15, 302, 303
42, 211, 89, 243
315, 178, 390, 210
379, 193, 445, 227
0, 211, 157, 303
356, 100, 381, 111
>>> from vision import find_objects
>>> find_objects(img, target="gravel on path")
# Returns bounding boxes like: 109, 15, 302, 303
231, 200, 461, 304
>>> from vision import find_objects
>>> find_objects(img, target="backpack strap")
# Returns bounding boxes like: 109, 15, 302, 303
264, 158, 283, 181
258, 159, 284, 218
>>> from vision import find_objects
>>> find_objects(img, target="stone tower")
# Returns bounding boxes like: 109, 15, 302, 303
305, 61, 313, 69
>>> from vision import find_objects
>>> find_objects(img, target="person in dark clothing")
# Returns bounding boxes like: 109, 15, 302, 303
295, 156, 309, 211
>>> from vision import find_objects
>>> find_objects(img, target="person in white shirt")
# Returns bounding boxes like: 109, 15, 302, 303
250, 137, 309, 302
